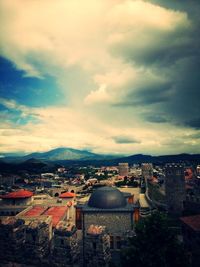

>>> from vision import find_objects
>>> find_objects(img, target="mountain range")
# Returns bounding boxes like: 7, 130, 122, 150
0, 147, 200, 163
0, 147, 199, 174
0, 147, 115, 162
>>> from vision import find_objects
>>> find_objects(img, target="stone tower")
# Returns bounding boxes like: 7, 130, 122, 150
84, 225, 111, 267
165, 163, 186, 216
141, 163, 153, 180
51, 221, 79, 266
118, 163, 129, 176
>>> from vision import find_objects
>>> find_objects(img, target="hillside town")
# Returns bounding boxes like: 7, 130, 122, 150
0, 160, 200, 266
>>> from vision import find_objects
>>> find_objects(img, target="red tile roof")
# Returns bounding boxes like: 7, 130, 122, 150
43, 206, 68, 227
23, 206, 47, 217
59, 192, 76, 198
0, 190, 33, 199
180, 214, 200, 231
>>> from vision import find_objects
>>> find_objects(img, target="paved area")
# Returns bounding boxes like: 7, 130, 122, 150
119, 187, 141, 203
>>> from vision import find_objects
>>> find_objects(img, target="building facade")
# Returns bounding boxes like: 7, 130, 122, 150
76, 186, 137, 253
118, 163, 129, 177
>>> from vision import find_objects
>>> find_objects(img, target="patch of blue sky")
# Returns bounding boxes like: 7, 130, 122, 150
0, 56, 66, 107
15, 115, 40, 125
0, 103, 40, 126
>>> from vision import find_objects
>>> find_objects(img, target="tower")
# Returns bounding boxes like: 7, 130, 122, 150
51, 221, 79, 266
141, 163, 153, 180
118, 163, 129, 176
84, 225, 111, 267
165, 164, 186, 216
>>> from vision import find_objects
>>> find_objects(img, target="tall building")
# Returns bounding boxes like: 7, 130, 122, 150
141, 163, 153, 180
165, 163, 186, 216
118, 163, 129, 176
196, 165, 200, 176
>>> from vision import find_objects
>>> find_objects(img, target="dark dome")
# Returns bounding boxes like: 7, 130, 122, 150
88, 186, 126, 209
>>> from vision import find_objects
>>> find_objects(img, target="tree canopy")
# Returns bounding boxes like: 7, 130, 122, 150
121, 212, 190, 267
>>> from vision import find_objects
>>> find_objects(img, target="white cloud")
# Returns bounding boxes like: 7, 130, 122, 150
0, 0, 189, 77
0, 100, 199, 155
84, 84, 111, 105
0, 0, 198, 155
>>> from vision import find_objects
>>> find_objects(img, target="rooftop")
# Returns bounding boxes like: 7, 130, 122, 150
43, 206, 68, 227
23, 206, 47, 217
180, 214, 200, 231
0, 190, 33, 199
59, 192, 76, 198
19, 205, 68, 227
87, 186, 131, 210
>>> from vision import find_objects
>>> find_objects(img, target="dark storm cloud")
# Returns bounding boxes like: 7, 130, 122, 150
110, 1, 200, 129
113, 136, 141, 144
126, 83, 172, 106
144, 114, 169, 124
185, 119, 200, 129
110, 28, 194, 68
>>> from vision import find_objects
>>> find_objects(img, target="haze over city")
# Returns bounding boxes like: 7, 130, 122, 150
0, 0, 200, 155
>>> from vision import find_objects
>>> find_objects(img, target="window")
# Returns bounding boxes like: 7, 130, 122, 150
110, 236, 114, 249
116, 236, 121, 249
75, 208, 82, 229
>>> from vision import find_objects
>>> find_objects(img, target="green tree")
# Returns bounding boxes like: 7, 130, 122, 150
121, 212, 190, 267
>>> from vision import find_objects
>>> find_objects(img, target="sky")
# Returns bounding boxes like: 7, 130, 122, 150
0, 0, 200, 156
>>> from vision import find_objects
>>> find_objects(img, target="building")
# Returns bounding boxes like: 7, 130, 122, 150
181, 214, 200, 266
196, 165, 200, 176
141, 163, 153, 180
118, 163, 129, 177
76, 186, 138, 253
0, 212, 79, 266
18, 205, 69, 228
0, 189, 33, 216
165, 164, 186, 216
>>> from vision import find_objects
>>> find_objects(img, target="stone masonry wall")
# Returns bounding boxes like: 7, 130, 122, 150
84, 212, 132, 236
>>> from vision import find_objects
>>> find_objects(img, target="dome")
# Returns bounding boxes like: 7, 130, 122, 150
88, 186, 126, 209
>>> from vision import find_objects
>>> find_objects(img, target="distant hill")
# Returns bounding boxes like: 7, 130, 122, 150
0, 147, 114, 162
0, 158, 59, 174
0, 148, 199, 174
105, 153, 200, 165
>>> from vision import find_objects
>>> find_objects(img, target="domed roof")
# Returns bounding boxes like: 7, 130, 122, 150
88, 186, 126, 209
0, 190, 33, 199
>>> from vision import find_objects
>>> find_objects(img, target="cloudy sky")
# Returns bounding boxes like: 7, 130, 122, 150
0, 0, 200, 155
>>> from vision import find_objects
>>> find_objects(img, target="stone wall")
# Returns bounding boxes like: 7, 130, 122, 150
84, 212, 132, 236
0, 217, 26, 263
84, 225, 111, 267
24, 218, 51, 264
51, 221, 79, 266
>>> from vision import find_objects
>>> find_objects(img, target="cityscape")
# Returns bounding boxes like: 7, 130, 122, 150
1, 1, 200, 267
0, 150, 200, 266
